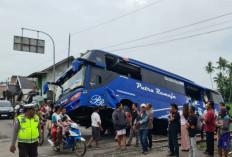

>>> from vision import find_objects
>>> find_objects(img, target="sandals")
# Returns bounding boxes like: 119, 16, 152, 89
116, 146, 121, 150
121, 147, 127, 151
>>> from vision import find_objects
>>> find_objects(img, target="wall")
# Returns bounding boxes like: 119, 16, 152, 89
46, 60, 73, 82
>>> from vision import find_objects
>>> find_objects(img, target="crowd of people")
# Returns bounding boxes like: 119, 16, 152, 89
172, 101, 231, 157
11, 99, 231, 157
88, 101, 231, 157
87, 102, 154, 155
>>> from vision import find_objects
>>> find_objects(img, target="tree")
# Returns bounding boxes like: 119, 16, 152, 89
217, 57, 228, 75
80, 50, 91, 57
205, 57, 232, 102
216, 57, 228, 100
226, 63, 232, 102
205, 61, 215, 89
214, 72, 226, 100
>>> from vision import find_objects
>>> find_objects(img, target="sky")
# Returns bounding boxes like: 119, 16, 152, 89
0, 0, 232, 89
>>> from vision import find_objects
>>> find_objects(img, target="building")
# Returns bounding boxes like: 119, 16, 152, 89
17, 76, 38, 102
28, 56, 75, 101
3, 76, 37, 105
0, 84, 7, 99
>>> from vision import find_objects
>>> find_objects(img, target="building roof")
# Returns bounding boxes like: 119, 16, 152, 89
17, 76, 35, 89
28, 56, 74, 77
17, 76, 37, 95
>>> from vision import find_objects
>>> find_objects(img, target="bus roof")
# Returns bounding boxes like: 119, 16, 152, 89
91, 49, 206, 90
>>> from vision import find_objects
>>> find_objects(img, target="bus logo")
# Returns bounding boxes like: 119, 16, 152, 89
90, 95, 105, 106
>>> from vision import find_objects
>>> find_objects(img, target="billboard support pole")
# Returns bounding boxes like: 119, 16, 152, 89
21, 28, 24, 37
68, 33, 71, 67
21, 28, 56, 102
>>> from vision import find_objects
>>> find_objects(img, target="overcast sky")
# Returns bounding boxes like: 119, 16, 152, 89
0, 0, 232, 89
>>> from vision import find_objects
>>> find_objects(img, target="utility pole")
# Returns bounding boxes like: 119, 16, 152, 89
68, 33, 71, 67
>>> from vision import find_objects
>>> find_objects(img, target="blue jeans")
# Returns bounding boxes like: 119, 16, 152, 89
169, 132, 179, 157
140, 129, 148, 152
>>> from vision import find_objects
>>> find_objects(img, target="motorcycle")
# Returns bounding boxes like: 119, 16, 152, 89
48, 123, 86, 157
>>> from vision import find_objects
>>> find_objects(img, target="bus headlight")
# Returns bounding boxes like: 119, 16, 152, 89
70, 92, 82, 102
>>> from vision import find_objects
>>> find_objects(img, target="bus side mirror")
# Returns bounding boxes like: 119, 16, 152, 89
72, 60, 80, 73
43, 82, 49, 94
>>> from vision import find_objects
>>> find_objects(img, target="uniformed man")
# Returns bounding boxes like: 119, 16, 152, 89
10, 104, 42, 157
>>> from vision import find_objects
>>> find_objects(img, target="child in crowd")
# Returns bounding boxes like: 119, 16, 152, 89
186, 106, 198, 157
216, 107, 231, 157
62, 116, 72, 139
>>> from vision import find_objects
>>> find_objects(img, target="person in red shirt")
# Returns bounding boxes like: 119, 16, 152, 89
204, 101, 215, 157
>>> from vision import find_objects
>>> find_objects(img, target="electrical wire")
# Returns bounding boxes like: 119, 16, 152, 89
71, 0, 164, 36
108, 26, 232, 52
120, 19, 232, 46
101, 11, 232, 49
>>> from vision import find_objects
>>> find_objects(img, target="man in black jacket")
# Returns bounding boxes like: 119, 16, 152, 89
112, 103, 127, 151
167, 103, 180, 157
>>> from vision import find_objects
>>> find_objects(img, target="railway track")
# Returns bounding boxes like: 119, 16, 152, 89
153, 131, 232, 145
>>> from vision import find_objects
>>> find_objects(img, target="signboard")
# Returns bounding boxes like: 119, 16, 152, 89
13, 36, 45, 54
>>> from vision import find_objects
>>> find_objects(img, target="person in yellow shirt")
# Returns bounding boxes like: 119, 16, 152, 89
10, 104, 42, 157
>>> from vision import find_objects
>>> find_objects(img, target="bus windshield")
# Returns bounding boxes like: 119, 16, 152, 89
55, 65, 87, 101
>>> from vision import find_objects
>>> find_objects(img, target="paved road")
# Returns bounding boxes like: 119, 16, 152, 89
0, 119, 219, 157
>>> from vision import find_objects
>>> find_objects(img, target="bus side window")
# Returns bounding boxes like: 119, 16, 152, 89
98, 75, 102, 84
186, 85, 201, 101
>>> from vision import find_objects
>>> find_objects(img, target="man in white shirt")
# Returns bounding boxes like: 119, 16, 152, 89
87, 106, 103, 148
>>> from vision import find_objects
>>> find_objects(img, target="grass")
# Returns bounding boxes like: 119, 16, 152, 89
198, 142, 232, 153
197, 142, 206, 149
225, 103, 232, 116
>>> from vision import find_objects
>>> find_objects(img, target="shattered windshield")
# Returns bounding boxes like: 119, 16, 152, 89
55, 65, 86, 101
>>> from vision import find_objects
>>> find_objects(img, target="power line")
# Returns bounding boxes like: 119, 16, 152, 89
108, 26, 232, 52
71, 0, 164, 36
101, 11, 232, 49
126, 19, 232, 45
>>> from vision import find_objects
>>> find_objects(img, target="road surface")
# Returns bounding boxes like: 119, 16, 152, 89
0, 119, 219, 157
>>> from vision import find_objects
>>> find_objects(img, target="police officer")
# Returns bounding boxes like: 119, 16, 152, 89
10, 104, 42, 157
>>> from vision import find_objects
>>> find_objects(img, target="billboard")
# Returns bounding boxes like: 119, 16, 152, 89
13, 36, 45, 54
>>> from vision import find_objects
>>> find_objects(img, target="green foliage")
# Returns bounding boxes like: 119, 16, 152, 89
205, 61, 215, 89
205, 57, 232, 102
198, 142, 206, 149
226, 103, 232, 116
80, 50, 91, 57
